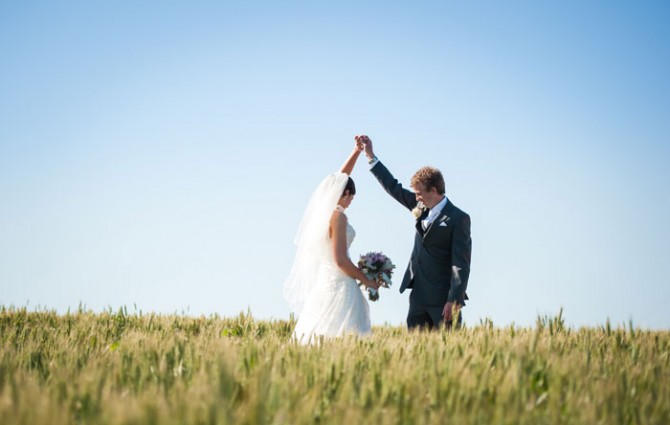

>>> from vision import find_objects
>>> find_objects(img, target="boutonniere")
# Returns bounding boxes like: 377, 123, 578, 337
411, 202, 426, 219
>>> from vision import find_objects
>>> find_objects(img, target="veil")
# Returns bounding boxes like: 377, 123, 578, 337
283, 172, 349, 315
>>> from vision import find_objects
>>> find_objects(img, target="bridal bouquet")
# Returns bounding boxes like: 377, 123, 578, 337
357, 251, 396, 301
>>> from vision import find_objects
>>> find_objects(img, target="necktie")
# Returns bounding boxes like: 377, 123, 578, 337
422, 212, 431, 230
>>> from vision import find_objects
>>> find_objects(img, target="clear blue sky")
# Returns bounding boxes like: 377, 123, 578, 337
2, 1, 669, 328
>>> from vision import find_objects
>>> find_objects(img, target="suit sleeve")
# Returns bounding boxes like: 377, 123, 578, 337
448, 214, 472, 306
370, 161, 418, 211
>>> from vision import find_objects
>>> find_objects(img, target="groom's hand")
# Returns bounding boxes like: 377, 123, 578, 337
442, 301, 460, 322
356, 135, 375, 160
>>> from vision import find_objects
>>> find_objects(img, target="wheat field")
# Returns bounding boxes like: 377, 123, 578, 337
0, 306, 668, 424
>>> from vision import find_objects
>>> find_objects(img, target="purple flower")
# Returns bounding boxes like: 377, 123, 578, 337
356, 251, 396, 301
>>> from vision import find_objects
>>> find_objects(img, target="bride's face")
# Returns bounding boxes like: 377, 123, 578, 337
338, 193, 354, 209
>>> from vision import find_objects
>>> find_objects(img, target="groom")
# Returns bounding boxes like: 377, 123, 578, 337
358, 135, 472, 330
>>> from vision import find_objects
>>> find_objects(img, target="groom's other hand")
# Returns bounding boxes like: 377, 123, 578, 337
442, 301, 460, 322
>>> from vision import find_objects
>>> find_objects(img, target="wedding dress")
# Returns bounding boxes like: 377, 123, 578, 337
284, 173, 371, 344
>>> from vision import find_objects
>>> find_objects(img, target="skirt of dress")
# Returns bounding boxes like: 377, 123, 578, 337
292, 263, 371, 344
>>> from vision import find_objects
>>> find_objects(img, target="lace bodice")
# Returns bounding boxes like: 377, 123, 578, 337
346, 223, 356, 248
334, 206, 356, 248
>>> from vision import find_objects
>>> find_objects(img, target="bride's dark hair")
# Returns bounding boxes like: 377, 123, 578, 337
342, 177, 356, 196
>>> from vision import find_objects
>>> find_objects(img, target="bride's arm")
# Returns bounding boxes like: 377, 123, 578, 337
330, 212, 379, 289
339, 139, 364, 175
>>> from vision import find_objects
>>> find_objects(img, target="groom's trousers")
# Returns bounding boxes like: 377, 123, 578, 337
407, 290, 462, 330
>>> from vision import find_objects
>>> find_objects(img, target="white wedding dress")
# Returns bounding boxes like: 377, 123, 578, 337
291, 215, 371, 343
283, 173, 371, 344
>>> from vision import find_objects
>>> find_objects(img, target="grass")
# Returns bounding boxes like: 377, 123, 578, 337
1, 306, 669, 424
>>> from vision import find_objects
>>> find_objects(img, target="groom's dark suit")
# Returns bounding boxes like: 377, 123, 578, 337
371, 161, 472, 329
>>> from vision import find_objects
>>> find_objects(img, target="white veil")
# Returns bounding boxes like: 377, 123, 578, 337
283, 172, 349, 315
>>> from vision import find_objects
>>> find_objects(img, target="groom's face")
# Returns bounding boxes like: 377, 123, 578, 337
412, 184, 441, 209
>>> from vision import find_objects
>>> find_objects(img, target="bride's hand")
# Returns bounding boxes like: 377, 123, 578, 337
362, 277, 380, 290
354, 137, 365, 152
355, 134, 375, 160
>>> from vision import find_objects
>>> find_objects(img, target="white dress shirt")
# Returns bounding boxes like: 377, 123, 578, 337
422, 196, 448, 230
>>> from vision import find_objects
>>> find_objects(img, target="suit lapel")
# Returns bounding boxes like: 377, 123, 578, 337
423, 200, 453, 239
415, 209, 429, 236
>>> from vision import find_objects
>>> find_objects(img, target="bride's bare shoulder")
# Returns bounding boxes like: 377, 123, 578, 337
330, 208, 348, 227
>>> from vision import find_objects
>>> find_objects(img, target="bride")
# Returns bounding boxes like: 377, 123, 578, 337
283, 139, 379, 343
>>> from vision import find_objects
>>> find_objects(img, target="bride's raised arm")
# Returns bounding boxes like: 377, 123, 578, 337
339, 138, 365, 175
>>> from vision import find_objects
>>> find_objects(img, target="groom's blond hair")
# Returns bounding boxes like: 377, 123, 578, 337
411, 166, 445, 195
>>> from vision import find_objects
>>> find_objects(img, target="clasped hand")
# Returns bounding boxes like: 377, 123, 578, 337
362, 275, 380, 290
354, 135, 375, 160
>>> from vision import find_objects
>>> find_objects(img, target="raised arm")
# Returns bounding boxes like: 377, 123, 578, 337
339, 139, 365, 175
358, 135, 418, 211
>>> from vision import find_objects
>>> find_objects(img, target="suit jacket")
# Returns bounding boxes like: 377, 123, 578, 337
371, 161, 472, 306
